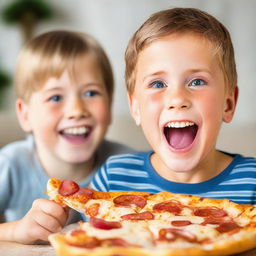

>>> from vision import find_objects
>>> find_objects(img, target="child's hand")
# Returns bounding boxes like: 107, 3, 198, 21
13, 198, 69, 244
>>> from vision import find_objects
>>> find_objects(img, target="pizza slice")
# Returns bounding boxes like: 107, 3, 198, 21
47, 178, 256, 256
46, 178, 150, 220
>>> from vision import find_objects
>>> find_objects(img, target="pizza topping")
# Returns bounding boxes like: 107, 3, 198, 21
75, 188, 94, 198
58, 180, 79, 196
67, 238, 100, 248
72, 188, 94, 204
194, 207, 227, 218
67, 230, 100, 248
70, 229, 86, 236
121, 211, 154, 220
215, 221, 240, 233
171, 220, 192, 226
113, 194, 147, 208
67, 229, 135, 248
85, 203, 100, 217
159, 228, 197, 242
101, 238, 132, 247
153, 200, 182, 214
90, 217, 122, 230
202, 217, 225, 225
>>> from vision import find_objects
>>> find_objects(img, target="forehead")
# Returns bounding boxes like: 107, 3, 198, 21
40, 52, 103, 87
139, 33, 216, 62
69, 53, 102, 78
135, 33, 220, 78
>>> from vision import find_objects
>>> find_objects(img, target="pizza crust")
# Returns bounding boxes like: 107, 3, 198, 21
49, 228, 256, 256
49, 233, 209, 256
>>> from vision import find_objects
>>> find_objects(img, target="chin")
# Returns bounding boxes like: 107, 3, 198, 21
61, 152, 93, 164
163, 155, 198, 173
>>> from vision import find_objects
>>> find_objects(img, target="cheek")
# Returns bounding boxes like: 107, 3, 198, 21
28, 106, 58, 132
198, 93, 224, 117
91, 100, 111, 124
140, 94, 162, 121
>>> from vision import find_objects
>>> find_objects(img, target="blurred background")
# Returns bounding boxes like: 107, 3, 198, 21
0, 0, 255, 157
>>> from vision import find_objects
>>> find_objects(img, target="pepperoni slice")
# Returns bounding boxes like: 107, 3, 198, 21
121, 211, 154, 220
73, 188, 94, 203
153, 200, 182, 214
90, 217, 122, 230
216, 221, 240, 233
171, 220, 192, 227
75, 188, 94, 198
202, 217, 224, 225
194, 207, 227, 218
58, 180, 79, 196
113, 195, 147, 208
159, 228, 197, 242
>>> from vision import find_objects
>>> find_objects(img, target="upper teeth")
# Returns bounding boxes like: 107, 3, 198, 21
63, 127, 88, 135
166, 121, 195, 128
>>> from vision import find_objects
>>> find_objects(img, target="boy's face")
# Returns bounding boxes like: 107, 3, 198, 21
129, 33, 237, 178
17, 54, 111, 166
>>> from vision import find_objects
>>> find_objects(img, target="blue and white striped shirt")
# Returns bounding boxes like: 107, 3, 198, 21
91, 151, 256, 205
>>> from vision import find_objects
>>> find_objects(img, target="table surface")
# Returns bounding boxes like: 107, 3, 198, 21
0, 241, 54, 256
0, 241, 255, 256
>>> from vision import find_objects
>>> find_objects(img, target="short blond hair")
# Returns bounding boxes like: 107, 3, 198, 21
15, 30, 114, 103
125, 8, 237, 94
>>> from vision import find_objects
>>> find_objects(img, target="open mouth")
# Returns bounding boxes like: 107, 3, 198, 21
164, 121, 198, 150
59, 126, 91, 140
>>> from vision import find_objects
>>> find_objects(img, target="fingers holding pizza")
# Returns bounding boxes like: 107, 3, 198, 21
12, 198, 69, 244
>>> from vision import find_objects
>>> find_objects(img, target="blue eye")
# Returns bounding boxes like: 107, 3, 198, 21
84, 90, 99, 97
150, 80, 167, 89
49, 95, 62, 102
189, 79, 206, 87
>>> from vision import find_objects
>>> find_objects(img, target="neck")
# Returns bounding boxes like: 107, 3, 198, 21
151, 150, 233, 184
36, 149, 96, 183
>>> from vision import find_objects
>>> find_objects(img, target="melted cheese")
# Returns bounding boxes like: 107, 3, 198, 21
80, 221, 154, 248
147, 218, 219, 242
84, 199, 135, 220
185, 224, 219, 241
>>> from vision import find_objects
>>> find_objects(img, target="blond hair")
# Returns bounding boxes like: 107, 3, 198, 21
125, 7, 237, 94
15, 30, 114, 103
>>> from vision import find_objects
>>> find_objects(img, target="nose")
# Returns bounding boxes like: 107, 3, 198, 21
66, 97, 89, 119
165, 86, 191, 110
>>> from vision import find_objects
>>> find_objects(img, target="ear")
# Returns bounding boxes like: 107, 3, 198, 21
16, 98, 32, 132
127, 92, 141, 126
223, 86, 239, 123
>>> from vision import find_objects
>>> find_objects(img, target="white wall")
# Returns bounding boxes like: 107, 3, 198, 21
0, 0, 255, 157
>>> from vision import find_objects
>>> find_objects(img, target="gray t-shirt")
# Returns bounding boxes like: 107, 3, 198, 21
0, 136, 133, 222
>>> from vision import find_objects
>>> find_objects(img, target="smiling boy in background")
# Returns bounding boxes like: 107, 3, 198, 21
0, 30, 132, 243
91, 8, 256, 204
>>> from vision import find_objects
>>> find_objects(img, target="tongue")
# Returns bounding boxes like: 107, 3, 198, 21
168, 126, 197, 149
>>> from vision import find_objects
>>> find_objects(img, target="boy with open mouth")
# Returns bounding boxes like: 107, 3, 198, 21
91, 7, 256, 205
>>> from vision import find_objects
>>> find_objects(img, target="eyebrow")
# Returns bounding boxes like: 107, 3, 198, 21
186, 68, 213, 75
142, 71, 166, 83
142, 68, 213, 82
43, 86, 63, 92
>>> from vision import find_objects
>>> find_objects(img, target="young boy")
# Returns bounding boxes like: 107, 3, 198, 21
0, 30, 132, 243
91, 8, 256, 204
